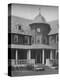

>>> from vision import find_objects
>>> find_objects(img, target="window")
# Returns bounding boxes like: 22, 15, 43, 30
8, 33, 11, 44
37, 28, 40, 32
14, 35, 18, 43
51, 35, 56, 43
24, 36, 28, 45
37, 39, 40, 43
31, 37, 34, 44
18, 25, 21, 30
16, 24, 21, 30
43, 38, 45, 44
18, 35, 24, 44
56, 35, 58, 42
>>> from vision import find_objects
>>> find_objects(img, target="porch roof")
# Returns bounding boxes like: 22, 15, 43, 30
31, 44, 57, 49
9, 44, 57, 50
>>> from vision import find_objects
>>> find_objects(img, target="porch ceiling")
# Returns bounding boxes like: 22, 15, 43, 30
9, 44, 57, 50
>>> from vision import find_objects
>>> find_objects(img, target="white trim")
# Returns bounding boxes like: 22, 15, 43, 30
42, 49, 44, 64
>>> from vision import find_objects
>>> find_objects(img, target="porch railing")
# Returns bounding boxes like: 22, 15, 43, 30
17, 59, 27, 64
10, 59, 35, 66
46, 59, 58, 66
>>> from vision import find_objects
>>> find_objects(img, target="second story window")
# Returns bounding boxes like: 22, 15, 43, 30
51, 35, 56, 43
24, 36, 28, 45
14, 35, 18, 43
31, 37, 34, 44
37, 39, 40, 43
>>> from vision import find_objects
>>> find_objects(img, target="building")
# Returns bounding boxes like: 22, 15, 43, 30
48, 20, 59, 60
8, 8, 59, 68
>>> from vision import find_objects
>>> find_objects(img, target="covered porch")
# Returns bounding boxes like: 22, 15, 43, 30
8, 44, 57, 67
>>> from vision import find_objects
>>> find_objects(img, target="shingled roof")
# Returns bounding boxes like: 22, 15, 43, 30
9, 16, 59, 36
8, 16, 32, 36
48, 20, 59, 35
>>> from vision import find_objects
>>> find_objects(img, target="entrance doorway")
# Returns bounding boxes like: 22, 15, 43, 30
31, 49, 42, 64
35, 50, 42, 64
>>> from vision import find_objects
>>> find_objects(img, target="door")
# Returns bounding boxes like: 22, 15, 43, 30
36, 52, 42, 64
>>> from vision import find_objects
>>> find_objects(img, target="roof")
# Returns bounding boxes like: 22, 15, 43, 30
9, 44, 57, 49
48, 20, 59, 35
8, 16, 32, 36
8, 16, 58, 36
9, 14, 46, 36
32, 14, 46, 23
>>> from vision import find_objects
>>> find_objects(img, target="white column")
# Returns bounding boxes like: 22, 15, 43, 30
42, 49, 44, 64
16, 50, 18, 65
27, 49, 31, 64
27, 49, 31, 60
50, 50, 53, 60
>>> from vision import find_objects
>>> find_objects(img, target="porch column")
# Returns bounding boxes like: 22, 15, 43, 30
27, 49, 31, 60
27, 49, 31, 64
50, 50, 53, 60
16, 50, 18, 65
42, 49, 44, 64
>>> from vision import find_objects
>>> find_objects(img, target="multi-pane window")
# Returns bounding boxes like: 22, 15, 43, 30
51, 35, 56, 43
49, 35, 57, 45
14, 35, 18, 43
37, 39, 40, 43
42, 35, 46, 44
24, 36, 28, 45
24, 36, 31, 45
11, 33, 31, 45
18, 35, 24, 44
31, 37, 34, 44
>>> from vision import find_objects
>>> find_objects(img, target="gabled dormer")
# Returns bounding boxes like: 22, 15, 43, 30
16, 24, 24, 32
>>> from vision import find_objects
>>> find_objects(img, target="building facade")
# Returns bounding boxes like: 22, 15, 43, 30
48, 20, 59, 61
8, 10, 59, 68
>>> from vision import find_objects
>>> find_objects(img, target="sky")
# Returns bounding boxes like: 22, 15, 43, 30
11, 4, 58, 22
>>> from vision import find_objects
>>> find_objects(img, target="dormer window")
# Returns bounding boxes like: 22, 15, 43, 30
16, 24, 21, 30
16, 24, 24, 32
18, 25, 21, 30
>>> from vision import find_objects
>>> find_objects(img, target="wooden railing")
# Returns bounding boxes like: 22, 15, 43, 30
10, 59, 35, 66
46, 59, 58, 66
17, 59, 27, 64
